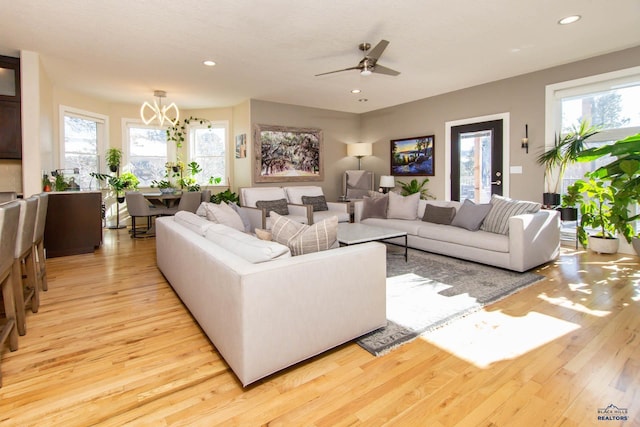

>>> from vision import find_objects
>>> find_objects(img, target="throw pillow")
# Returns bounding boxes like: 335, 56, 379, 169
203, 201, 245, 232
254, 228, 272, 241
450, 199, 492, 231
387, 191, 420, 220
301, 195, 329, 212
196, 201, 208, 217
480, 195, 542, 235
255, 198, 289, 216
228, 201, 252, 233
422, 204, 457, 225
270, 212, 338, 256
361, 195, 388, 220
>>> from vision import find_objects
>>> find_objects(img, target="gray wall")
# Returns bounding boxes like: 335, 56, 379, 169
360, 45, 640, 201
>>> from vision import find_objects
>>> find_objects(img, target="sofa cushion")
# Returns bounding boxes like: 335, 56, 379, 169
256, 198, 289, 216
284, 186, 324, 204
416, 222, 509, 252
240, 187, 287, 208
312, 210, 350, 224
361, 218, 424, 235
228, 201, 252, 233
361, 195, 388, 220
450, 199, 492, 231
480, 194, 542, 235
302, 195, 329, 212
422, 204, 457, 225
203, 201, 245, 232
270, 212, 338, 256
387, 191, 420, 220
174, 211, 215, 235
204, 223, 291, 263
254, 228, 272, 241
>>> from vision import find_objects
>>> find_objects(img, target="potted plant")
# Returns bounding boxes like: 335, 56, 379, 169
573, 176, 620, 254
211, 189, 239, 204
558, 182, 582, 221
397, 178, 434, 199
90, 171, 139, 203
536, 119, 601, 207
151, 179, 175, 194
106, 148, 123, 173
577, 132, 640, 255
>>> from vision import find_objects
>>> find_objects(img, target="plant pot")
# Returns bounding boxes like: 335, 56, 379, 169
172, 166, 179, 173
159, 187, 175, 194
543, 192, 561, 207
117, 196, 125, 204
109, 165, 118, 173
588, 235, 619, 254
632, 237, 640, 257
558, 207, 577, 221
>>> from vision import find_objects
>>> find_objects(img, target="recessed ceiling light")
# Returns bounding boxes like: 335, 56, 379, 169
351, 89, 361, 94
203, 60, 216, 66
358, 98, 368, 102
558, 15, 581, 25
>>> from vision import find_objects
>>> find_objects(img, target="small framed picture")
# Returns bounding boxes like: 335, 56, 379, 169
235, 134, 247, 158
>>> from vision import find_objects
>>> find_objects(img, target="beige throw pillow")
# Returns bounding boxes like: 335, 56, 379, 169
387, 191, 420, 220
270, 212, 338, 256
203, 201, 245, 232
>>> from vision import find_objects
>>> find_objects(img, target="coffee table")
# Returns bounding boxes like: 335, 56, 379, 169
337, 222, 408, 261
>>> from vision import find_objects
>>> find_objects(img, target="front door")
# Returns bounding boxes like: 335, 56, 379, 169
450, 120, 503, 202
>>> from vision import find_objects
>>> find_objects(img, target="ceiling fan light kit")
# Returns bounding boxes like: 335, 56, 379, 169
315, 39, 401, 77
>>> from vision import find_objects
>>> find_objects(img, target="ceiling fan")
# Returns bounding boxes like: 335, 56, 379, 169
315, 39, 401, 77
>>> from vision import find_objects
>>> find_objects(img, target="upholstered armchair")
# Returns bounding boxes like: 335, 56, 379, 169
283, 186, 350, 224
239, 187, 311, 230
343, 170, 374, 200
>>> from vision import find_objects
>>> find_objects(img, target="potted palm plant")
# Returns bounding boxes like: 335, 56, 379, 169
536, 119, 600, 207
106, 148, 123, 173
573, 176, 620, 254
397, 178, 434, 199
558, 182, 581, 221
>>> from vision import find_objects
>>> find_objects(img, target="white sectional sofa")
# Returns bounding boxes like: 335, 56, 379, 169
354, 198, 560, 272
155, 212, 386, 386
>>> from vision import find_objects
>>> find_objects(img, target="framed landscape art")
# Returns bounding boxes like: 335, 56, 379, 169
253, 124, 323, 182
390, 134, 435, 176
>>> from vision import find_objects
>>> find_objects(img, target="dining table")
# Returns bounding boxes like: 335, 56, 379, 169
142, 192, 182, 208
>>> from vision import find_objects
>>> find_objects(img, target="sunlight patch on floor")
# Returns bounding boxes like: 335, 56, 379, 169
537, 293, 611, 317
420, 310, 580, 369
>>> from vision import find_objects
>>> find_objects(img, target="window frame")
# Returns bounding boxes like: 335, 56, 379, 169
59, 105, 108, 189
187, 120, 229, 186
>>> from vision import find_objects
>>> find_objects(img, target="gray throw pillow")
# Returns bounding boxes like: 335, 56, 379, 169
361, 195, 388, 220
450, 199, 492, 231
480, 195, 542, 235
422, 204, 457, 225
301, 195, 328, 212
255, 198, 289, 217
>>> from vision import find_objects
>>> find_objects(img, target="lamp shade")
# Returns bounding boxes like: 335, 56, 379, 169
347, 143, 372, 158
379, 175, 395, 188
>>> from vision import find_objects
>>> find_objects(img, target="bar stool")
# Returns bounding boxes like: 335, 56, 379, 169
12, 197, 39, 336
0, 202, 20, 387
32, 193, 49, 292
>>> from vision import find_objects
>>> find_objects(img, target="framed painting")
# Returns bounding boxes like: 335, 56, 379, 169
390, 135, 435, 176
253, 124, 323, 182
235, 133, 246, 158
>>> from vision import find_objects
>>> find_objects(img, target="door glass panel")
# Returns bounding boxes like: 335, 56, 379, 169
0, 67, 16, 96
459, 130, 492, 203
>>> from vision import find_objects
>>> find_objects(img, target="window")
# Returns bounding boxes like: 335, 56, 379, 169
125, 121, 172, 187
189, 122, 227, 185
60, 107, 107, 190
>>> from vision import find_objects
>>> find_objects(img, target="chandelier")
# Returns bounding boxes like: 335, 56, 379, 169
140, 90, 180, 126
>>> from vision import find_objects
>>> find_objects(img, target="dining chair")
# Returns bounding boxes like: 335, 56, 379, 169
162, 191, 202, 215
125, 192, 164, 238
0, 201, 20, 387
32, 193, 49, 292
12, 196, 39, 336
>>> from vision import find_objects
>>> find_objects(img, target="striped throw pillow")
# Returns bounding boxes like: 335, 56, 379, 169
480, 195, 541, 235
270, 212, 338, 256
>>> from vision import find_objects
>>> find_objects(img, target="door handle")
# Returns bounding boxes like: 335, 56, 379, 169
491, 180, 502, 185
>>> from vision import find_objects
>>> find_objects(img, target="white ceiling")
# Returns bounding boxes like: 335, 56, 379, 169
1, 0, 639, 114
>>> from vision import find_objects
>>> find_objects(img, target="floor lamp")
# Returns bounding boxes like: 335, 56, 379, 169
347, 143, 372, 170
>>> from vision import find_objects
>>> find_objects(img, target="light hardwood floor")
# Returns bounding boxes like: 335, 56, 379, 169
1, 229, 639, 426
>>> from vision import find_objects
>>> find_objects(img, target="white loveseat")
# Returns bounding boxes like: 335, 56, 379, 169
354, 198, 560, 272
155, 212, 386, 386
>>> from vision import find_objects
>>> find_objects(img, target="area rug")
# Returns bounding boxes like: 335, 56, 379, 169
356, 248, 545, 356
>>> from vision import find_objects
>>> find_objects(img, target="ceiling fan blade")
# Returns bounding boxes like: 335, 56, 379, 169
366, 40, 390, 61
315, 66, 361, 76
372, 64, 401, 76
